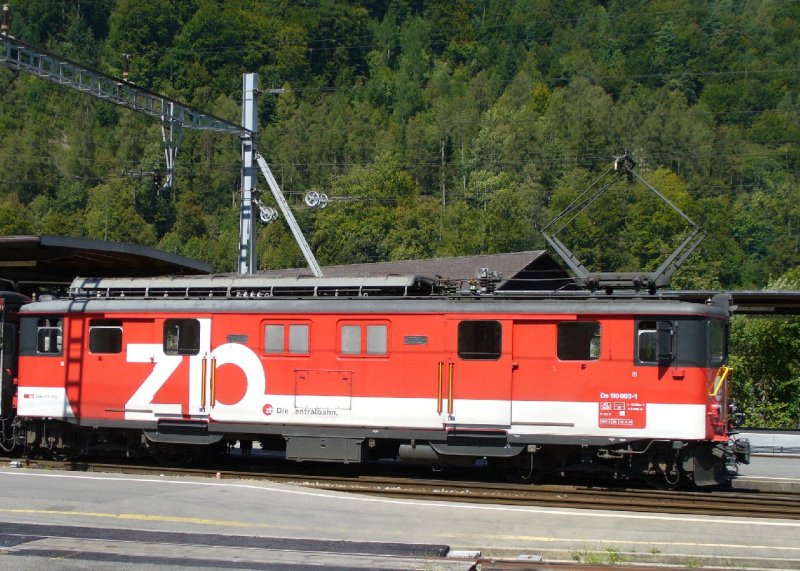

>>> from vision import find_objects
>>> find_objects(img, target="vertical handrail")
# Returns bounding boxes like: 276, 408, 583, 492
437, 362, 443, 414
200, 355, 207, 409
210, 356, 217, 407
447, 363, 454, 415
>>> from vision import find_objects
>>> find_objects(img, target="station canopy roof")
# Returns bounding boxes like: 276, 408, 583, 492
0, 235, 212, 288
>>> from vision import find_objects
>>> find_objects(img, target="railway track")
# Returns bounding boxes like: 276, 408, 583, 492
9, 457, 800, 520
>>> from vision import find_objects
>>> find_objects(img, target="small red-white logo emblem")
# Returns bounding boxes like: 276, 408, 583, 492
262, 404, 273, 416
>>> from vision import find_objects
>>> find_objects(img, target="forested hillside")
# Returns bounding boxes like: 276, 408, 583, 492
0, 0, 797, 283
0, 2, 798, 424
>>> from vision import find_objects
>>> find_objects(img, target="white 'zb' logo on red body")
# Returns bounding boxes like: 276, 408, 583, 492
125, 319, 266, 421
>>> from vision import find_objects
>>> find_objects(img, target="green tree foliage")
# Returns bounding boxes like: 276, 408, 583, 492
730, 267, 800, 428
0, 195, 32, 234
311, 153, 428, 264
85, 177, 157, 246
636, 89, 714, 179
8, 0, 111, 60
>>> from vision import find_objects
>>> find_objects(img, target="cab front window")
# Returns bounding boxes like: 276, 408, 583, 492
709, 319, 727, 366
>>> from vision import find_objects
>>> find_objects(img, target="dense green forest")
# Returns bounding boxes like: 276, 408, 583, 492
0, 0, 798, 426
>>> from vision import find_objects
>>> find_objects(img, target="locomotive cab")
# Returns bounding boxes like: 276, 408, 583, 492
495, 296, 743, 488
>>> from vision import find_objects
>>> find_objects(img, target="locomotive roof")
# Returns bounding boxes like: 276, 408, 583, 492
21, 287, 732, 319
68, 274, 437, 299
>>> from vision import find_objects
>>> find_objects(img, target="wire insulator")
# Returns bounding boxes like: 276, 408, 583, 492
1, 4, 10, 35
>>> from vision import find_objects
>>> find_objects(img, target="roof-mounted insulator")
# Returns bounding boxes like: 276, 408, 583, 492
1, 4, 10, 36
122, 53, 130, 82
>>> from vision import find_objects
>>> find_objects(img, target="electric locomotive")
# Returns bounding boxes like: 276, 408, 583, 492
4, 275, 749, 486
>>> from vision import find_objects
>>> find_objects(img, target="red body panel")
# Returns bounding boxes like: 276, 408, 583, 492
17, 307, 726, 441
511, 318, 707, 404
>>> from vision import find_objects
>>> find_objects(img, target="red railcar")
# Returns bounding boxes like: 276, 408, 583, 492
6, 275, 749, 485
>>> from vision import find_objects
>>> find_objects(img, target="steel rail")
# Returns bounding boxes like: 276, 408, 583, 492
10, 458, 800, 520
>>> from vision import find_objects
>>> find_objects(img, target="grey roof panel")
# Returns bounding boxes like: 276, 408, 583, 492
70, 274, 434, 298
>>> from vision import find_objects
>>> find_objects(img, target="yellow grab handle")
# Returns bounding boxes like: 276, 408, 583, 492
710, 365, 732, 397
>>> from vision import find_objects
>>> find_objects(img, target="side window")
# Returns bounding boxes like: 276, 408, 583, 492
636, 320, 675, 364
339, 323, 388, 356
288, 324, 309, 354
637, 321, 658, 363
366, 325, 387, 355
89, 319, 122, 354
709, 319, 727, 366
37, 318, 63, 355
265, 324, 284, 354
458, 320, 501, 360
264, 323, 309, 355
163, 319, 200, 355
557, 321, 601, 361
341, 325, 361, 355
